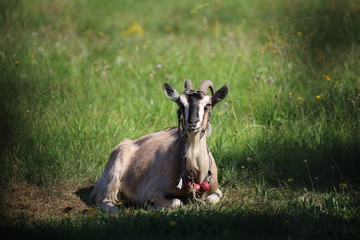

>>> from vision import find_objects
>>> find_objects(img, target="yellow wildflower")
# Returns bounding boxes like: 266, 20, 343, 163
236, 53, 243, 57
122, 22, 144, 37
241, 165, 246, 169
324, 75, 331, 81
316, 95, 321, 99
253, 208, 261, 214
217, 112, 224, 116
297, 97, 304, 104
297, 32, 303, 36
15, 60, 20, 65
341, 183, 348, 188
260, 45, 266, 54
287, 178, 294, 182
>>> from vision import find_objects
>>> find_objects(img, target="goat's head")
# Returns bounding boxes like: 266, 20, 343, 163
163, 80, 228, 134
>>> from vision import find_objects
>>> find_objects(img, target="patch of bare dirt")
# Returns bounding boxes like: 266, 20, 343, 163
0, 182, 94, 225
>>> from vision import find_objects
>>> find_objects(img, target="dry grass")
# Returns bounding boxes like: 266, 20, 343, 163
0, 182, 92, 225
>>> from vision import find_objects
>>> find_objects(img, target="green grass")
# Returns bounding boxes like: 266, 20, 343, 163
1, 0, 359, 238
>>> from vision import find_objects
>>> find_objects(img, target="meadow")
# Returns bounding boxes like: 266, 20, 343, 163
0, 0, 359, 239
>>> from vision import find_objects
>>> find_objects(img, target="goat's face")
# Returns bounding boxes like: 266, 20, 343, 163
163, 80, 228, 133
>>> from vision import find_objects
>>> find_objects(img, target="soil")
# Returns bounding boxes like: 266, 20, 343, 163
0, 182, 241, 227
0, 182, 94, 226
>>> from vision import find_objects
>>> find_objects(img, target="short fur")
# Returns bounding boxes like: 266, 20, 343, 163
90, 80, 228, 212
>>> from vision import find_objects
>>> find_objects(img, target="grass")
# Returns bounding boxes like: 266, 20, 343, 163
2, 185, 359, 239
0, 0, 359, 239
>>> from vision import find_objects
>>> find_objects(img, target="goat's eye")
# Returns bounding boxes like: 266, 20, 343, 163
205, 104, 211, 109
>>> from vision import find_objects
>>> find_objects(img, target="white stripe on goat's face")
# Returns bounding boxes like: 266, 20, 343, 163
179, 91, 211, 133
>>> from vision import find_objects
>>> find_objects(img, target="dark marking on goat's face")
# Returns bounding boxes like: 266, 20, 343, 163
179, 90, 212, 133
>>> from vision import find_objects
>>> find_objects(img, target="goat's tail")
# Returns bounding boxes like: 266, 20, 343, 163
90, 145, 125, 213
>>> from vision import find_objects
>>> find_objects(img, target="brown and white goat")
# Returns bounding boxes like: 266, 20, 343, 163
90, 80, 228, 212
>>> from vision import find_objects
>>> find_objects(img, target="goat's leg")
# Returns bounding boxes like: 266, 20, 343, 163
90, 142, 131, 213
91, 170, 122, 213
149, 191, 183, 209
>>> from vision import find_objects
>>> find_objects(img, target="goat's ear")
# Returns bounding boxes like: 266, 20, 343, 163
163, 83, 180, 102
212, 85, 228, 106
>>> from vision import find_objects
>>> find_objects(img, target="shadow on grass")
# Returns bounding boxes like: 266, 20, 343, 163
61, 183, 359, 240
74, 186, 145, 210
218, 130, 360, 192
275, 0, 360, 71
75, 186, 94, 207
312, 4, 360, 45
1, 208, 359, 240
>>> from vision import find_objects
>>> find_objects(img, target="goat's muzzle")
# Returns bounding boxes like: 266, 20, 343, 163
188, 118, 200, 132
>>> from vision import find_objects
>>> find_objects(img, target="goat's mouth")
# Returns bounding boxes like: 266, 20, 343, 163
187, 126, 200, 133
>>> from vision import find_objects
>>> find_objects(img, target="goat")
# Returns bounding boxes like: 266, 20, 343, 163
90, 80, 228, 212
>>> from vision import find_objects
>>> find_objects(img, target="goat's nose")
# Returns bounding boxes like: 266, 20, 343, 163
188, 118, 199, 126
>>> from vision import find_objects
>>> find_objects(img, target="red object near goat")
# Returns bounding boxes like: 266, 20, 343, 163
201, 181, 211, 191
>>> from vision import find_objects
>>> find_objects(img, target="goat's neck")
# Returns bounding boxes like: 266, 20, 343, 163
184, 131, 209, 183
